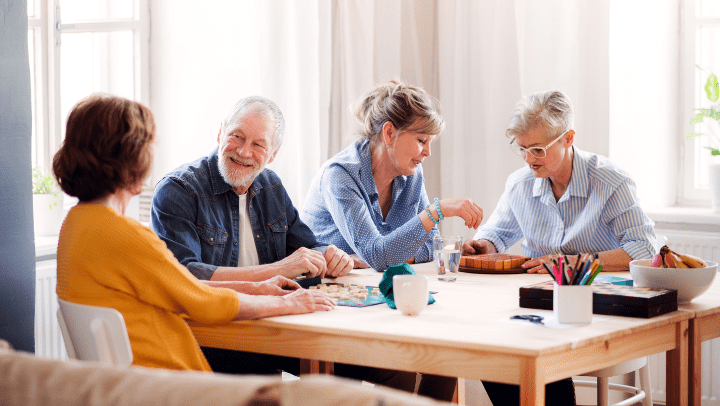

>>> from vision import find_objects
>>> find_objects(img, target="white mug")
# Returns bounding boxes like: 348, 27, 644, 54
393, 275, 429, 316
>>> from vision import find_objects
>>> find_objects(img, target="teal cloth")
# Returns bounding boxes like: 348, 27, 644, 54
379, 263, 436, 309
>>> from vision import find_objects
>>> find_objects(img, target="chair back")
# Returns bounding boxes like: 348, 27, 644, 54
57, 298, 133, 367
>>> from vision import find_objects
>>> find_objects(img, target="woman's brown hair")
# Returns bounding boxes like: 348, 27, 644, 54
53, 94, 155, 202
353, 79, 444, 146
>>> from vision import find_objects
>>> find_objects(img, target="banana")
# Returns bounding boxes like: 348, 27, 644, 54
669, 252, 689, 268
677, 253, 708, 268
655, 245, 708, 269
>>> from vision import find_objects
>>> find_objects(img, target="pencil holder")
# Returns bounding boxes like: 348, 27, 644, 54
553, 284, 593, 324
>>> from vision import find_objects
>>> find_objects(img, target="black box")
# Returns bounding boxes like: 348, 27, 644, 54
519, 280, 678, 318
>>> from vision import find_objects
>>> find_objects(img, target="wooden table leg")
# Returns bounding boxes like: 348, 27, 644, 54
299, 360, 334, 375
689, 318, 702, 406
520, 359, 544, 406
666, 319, 689, 406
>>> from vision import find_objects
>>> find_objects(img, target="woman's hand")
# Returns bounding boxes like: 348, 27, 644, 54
439, 198, 483, 229
254, 276, 301, 296
462, 239, 497, 255
522, 255, 579, 274
281, 289, 336, 314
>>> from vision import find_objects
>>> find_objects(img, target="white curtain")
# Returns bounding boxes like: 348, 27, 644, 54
435, 0, 610, 240
149, 0, 611, 230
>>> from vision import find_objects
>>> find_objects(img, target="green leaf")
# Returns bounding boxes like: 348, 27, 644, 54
704, 147, 720, 156
706, 73, 719, 103
690, 113, 707, 125
686, 132, 705, 139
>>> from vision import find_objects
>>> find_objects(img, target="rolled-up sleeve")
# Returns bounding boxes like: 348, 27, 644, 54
603, 180, 656, 259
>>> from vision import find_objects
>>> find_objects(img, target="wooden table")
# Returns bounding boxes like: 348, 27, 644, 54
189, 263, 691, 406
676, 275, 720, 406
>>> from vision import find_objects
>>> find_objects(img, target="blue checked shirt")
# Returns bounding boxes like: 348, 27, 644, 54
473, 147, 656, 259
301, 139, 436, 271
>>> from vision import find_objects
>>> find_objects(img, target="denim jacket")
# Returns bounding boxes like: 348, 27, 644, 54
151, 148, 322, 280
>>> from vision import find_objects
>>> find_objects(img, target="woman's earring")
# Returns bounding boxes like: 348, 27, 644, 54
385, 144, 391, 149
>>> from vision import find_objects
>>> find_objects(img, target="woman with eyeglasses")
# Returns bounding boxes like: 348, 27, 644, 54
463, 90, 655, 273
464, 91, 655, 405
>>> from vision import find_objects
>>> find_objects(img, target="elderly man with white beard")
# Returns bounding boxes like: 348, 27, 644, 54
151, 96, 448, 399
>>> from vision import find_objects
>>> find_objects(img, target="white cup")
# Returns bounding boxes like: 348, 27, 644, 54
393, 275, 429, 316
553, 284, 593, 324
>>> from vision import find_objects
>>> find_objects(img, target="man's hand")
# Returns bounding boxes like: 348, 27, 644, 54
323, 245, 354, 278
254, 275, 301, 296
275, 247, 327, 279
350, 254, 370, 269
282, 289, 335, 314
462, 239, 496, 255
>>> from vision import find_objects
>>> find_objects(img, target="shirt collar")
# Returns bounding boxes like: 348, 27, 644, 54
532, 146, 588, 200
357, 140, 408, 201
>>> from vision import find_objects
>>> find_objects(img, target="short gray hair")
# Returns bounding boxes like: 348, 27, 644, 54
506, 91, 574, 140
221, 96, 285, 152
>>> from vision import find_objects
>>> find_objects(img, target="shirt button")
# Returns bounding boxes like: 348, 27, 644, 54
284, 226, 287, 230
249, 205, 252, 209
234, 241, 238, 245
256, 234, 260, 238
210, 238, 213, 242
233, 210, 237, 214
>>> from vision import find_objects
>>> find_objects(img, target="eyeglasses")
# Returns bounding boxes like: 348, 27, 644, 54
509, 131, 567, 159
510, 314, 544, 325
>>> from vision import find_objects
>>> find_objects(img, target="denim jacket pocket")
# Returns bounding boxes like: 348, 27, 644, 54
268, 213, 288, 259
197, 223, 228, 246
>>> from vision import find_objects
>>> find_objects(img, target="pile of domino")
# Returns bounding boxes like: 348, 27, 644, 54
309, 283, 381, 300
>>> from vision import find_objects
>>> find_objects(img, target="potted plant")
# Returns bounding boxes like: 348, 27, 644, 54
32, 166, 64, 236
686, 69, 720, 211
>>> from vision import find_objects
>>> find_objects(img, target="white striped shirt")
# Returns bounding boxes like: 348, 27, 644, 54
473, 147, 656, 259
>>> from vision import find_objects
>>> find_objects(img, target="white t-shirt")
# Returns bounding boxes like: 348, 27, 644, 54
237, 194, 260, 267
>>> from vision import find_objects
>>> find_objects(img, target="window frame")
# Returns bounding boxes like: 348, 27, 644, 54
28, 0, 149, 171
679, 0, 720, 205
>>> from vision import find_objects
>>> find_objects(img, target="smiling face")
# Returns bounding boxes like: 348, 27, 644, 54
514, 124, 573, 179
217, 112, 278, 195
385, 124, 435, 177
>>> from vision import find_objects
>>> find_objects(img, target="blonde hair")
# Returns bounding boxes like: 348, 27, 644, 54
506, 90, 574, 140
354, 79, 444, 145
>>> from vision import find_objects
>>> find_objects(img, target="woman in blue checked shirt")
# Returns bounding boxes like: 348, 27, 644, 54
462, 90, 656, 275
301, 79, 483, 272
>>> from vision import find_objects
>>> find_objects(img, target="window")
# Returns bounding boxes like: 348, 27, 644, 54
28, 0, 149, 171
680, 0, 720, 204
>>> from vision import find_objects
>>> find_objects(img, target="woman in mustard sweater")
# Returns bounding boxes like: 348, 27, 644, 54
53, 94, 334, 371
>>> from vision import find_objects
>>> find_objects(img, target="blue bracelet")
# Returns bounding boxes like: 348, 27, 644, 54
426, 206, 439, 224
434, 197, 444, 221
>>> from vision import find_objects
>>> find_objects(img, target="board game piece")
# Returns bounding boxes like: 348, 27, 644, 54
459, 253, 530, 274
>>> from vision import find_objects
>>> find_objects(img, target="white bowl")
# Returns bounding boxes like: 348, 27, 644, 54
629, 260, 718, 304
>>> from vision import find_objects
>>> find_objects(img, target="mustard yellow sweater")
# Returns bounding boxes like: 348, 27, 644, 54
56, 205, 240, 371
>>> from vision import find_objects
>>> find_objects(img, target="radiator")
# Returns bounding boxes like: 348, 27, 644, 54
649, 228, 720, 406
34, 260, 67, 360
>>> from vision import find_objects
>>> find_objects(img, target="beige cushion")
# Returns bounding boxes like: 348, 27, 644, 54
0, 342, 449, 406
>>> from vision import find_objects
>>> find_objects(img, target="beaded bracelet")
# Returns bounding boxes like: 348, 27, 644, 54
434, 197, 444, 221
425, 206, 440, 224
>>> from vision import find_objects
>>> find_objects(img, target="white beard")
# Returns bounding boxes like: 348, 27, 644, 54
218, 153, 260, 188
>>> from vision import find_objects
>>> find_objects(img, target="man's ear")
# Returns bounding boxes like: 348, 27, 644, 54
382, 121, 396, 147
266, 147, 280, 165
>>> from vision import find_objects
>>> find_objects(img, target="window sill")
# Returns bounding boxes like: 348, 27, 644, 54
35, 235, 59, 261
644, 206, 720, 233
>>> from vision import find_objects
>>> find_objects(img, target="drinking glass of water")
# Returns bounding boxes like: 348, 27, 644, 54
433, 236, 463, 282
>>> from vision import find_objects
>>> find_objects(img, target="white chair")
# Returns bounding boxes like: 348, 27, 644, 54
56, 298, 133, 367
